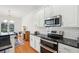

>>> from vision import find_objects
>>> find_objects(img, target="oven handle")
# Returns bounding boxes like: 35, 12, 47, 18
40, 44, 57, 53
41, 38, 57, 44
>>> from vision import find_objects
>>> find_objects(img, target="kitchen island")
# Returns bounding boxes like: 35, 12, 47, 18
0, 33, 16, 53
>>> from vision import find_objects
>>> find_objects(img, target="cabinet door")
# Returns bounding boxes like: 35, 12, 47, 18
53, 5, 77, 27
35, 8, 44, 27
52, 5, 78, 27
7, 35, 16, 53
39, 10, 44, 27
44, 6, 54, 19
62, 6, 77, 27
35, 36, 40, 52
30, 35, 40, 52
30, 35, 35, 48
58, 43, 79, 53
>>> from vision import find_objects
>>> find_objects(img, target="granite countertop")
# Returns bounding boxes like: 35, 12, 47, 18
31, 34, 79, 48
0, 33, 16, 36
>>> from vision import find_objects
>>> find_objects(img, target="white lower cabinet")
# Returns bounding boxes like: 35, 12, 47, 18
9, 35, 16, 53
30, 35, 35, 48
58, 43, 79, 53
30, 35, 40, 52
34, 36, 40, 52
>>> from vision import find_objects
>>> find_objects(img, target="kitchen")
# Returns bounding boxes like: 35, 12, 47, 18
0, 5, 79, 53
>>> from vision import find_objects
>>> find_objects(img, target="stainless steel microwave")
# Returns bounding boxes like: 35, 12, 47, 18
44, 15, 62, 27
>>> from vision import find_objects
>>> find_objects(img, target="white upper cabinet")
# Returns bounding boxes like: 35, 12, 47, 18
26, 5, 79, 27
77, 6, 79, 27
63, 6, 78, 27
34, 6, 54, 27
44, 5, 79, 27
59, 6, 77, 27
44, 6, 54, 19
34, 8, 44, 27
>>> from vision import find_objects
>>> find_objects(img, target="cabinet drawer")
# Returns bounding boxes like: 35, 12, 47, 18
58, 43, 79, 53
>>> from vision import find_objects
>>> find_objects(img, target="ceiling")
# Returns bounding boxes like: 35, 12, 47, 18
0, 5, 45, 18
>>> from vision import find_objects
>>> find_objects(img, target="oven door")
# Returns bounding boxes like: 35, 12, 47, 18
40, 46, 52, 53
40, 39, 58, 53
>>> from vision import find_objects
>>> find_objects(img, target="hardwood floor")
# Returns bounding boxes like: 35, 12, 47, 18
15, 41, 37, 53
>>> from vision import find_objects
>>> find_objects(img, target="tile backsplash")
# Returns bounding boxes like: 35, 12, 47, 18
36, 27, 79, 40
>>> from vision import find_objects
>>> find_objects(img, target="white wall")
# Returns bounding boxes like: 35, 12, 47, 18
14, 17, 22, 32
0, 15, 22, 33
22, 5, 79, 40
22, 10, 40, 33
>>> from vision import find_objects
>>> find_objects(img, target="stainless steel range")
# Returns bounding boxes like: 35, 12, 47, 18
40, 31, 64, 53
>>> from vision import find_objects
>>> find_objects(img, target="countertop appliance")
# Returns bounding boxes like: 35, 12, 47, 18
44, 15, 62, 27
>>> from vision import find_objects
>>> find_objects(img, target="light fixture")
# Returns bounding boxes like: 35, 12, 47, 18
9, 20, 14, 23
8, 9, 14, 23
47, 18, 51, 19
3, 9, 14, 23
3, 19, 8, 23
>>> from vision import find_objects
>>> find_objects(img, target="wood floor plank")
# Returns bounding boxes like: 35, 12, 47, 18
15, 41, 37, 53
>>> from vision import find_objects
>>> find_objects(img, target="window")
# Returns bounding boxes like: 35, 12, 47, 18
1, 23, 8, 32
9, 24, 14, 32
1, 23, 14, 33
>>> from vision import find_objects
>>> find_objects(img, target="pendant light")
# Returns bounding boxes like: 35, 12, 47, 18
3, 9, 14, 23
8, 9, 14, 23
